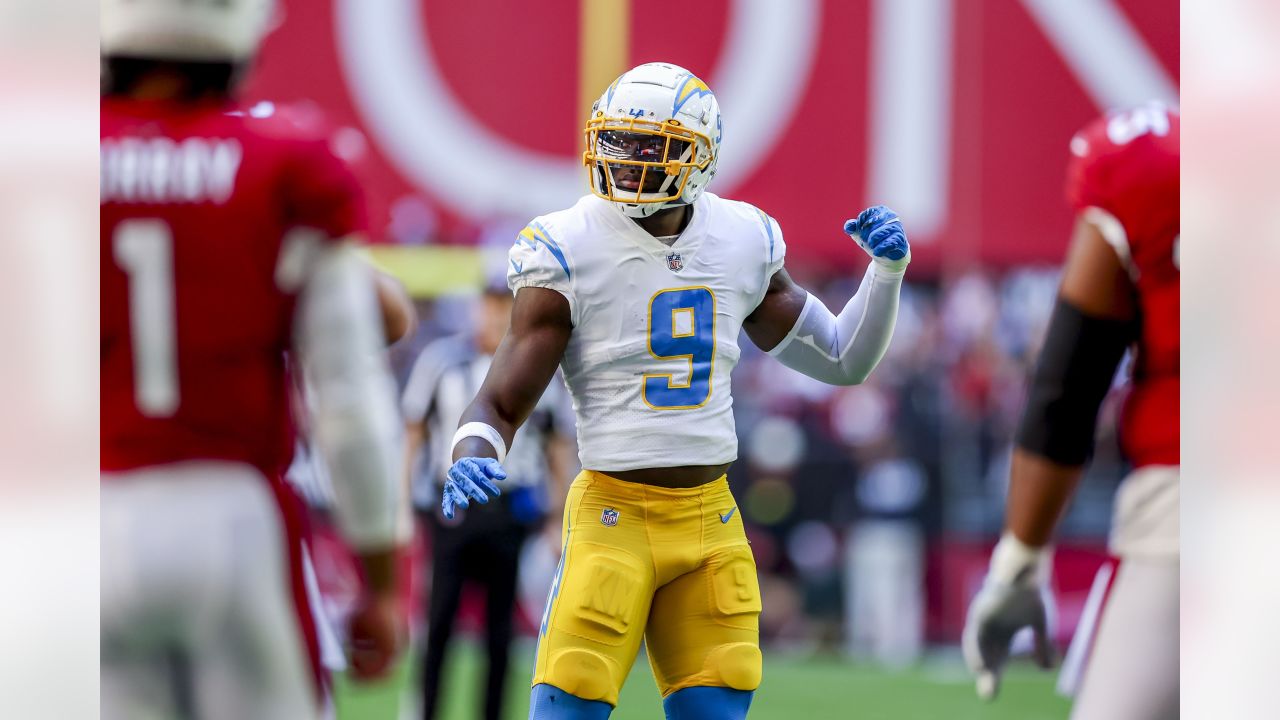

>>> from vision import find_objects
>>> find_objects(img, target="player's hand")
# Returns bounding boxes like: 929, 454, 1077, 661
346, 591, 405, 681
962, 533, 1056, 701
844, 205, 910, 272
441, 457, 507, 519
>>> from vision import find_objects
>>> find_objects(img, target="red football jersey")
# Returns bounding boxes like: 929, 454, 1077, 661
101, 96, 366, 477
1066, 105, 1180, 467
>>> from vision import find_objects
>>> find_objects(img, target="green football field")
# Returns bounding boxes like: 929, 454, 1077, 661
335, 642, 1069, 720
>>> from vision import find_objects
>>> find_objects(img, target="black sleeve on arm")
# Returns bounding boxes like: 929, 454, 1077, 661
1015, 298, 1135, 466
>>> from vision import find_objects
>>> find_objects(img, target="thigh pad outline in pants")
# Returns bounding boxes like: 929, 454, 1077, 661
533, 539, 654, 707
646, 543, 763, 697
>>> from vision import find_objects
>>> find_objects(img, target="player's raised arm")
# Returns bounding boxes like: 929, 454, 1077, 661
443, 286, 573, 519
744, 205, 909, 385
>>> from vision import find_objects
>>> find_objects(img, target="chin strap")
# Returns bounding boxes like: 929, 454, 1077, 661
619, 195, 689, 219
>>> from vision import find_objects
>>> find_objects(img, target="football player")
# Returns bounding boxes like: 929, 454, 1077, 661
962, 104, 1179, 720
442, 63, 911, 720
100, 1, 407, 717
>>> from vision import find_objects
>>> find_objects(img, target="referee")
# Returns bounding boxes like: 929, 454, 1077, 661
402, 275, 574, 720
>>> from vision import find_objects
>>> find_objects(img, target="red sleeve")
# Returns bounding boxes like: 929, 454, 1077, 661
283, 138, 368, 240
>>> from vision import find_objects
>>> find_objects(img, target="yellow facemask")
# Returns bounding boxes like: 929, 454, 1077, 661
583, 113, 714, 206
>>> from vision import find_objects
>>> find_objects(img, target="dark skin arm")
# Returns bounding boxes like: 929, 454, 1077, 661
1005, 216, 1137, 546
373, 269, 417, 345
743, 268, 810, 351
452, 287, 573, 461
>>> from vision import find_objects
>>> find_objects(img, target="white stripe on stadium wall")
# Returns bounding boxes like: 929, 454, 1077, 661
867, 0, 954, 240
1021, 0, 1179, 110
336, 0, 1176, 234
335, 0, 820, 220
865, 0, 1178, 241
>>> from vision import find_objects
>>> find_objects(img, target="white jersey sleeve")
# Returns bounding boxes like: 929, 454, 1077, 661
508, 218, 578, 325
751, 206, 787, 308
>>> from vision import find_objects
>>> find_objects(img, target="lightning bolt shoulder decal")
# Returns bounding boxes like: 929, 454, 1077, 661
515, 221, 572, 280
753, 207, 776, 263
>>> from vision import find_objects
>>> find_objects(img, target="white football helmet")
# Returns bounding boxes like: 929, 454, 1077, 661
583, 62, 722, 218
101, 0, 276, 64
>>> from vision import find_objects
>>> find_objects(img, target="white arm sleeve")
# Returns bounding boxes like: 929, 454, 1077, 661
295, 244, 406, 550
766, 263, 904, 386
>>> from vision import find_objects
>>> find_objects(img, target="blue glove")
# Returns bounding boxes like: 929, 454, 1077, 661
441, 457, 507, 520
844, 205, 910, 270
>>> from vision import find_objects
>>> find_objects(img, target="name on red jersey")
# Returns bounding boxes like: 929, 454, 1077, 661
101, 137, 243, 205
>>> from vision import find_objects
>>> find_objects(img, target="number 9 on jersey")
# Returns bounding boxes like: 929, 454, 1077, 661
643, 287, 716, 410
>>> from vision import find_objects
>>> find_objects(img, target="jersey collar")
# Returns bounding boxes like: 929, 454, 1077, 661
600, 195, 708, 260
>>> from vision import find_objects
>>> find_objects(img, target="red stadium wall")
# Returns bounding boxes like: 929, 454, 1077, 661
241, 0, 1178, 274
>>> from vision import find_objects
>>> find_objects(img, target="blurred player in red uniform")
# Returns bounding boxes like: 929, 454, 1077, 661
963, 103, 1179, 720
100, 1, 408, 717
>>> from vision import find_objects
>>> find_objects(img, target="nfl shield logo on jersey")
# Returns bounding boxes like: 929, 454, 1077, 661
600, 508, 620, 527
666, 252, 683, 272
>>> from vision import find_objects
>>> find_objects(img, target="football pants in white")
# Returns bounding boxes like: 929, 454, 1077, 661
101, 461, 319, 720
1064, 466, 1179, 720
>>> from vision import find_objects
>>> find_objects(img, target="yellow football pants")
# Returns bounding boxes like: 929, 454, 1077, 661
532, 470, 762, 707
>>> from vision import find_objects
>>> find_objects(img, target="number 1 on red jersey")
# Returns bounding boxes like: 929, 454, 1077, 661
113, 219, 179, 417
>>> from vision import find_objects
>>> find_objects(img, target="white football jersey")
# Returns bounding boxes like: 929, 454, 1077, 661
508, 192, 785, 471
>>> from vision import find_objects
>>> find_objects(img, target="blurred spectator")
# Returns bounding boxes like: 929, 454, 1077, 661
843, 458, 928, 667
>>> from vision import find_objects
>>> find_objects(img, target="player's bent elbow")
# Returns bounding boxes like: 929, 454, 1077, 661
843, 368, 872, 386
827, 365, 871, 386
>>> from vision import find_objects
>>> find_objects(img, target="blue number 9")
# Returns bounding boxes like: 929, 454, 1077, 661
643, 287, 716, 410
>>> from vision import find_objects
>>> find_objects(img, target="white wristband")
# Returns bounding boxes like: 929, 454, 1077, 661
451, 422, 508, 464
989, 532, 1052, 586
